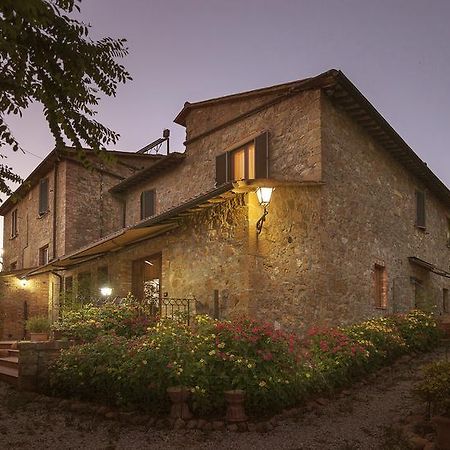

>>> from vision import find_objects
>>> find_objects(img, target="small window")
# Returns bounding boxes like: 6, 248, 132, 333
216, 132, 269, 185
97, 266, 109, 286
39, 178, 49, 215
374, 264, 387, 309
10, 261, 17, 271
11, 209, 18, 238
140, 190, 155, 220
39, 244, 49, 266
78, 271, 92, 300
415, 190, 426, 229
446, 217, 450, 246
64, 276, 73, 294
444, 288, 449, 314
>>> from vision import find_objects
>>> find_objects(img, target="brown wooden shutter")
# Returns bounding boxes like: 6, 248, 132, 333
254, 131, 269, 179
141, 190, 155, 220
416, 190, 426, 228
39, 178, 49, 215
215, 152, 228, 185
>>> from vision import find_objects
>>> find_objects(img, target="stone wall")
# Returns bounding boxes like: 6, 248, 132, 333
123, 90, 322, 227
18, 340, 70, 392
319, 92, 450, 325
2, 165, 57, 270
63, 196, 251, 317
0, 273, 51, 340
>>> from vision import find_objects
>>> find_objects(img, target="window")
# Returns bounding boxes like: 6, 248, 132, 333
444, 288, 449, 314
374, 264, 387, 309
10, 261, 17, 271
216, 131, 269, 185
64, 276, 73, 294
78, 272, 92, 300
39, 244, 49, 266
11, 209, 18, 238
446, 217, 450, 247
39, 178, 49, 215
140, 190, 155, 220
97, 266, 109, 286
415, 190, 426, 229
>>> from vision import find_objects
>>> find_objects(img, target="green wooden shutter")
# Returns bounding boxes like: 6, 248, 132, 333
215, 153, 228, 185
416, 190, 426, 228
141, 190, 155, 220
39, 178, 49, 215
254, 131, 269, 179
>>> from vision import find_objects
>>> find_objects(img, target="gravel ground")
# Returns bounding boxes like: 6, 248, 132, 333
0, 347, 446, 450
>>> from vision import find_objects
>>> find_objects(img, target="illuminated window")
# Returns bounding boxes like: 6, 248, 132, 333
374, 264, 387, 309
215, 132, 268, 185
230, 142, 255, 181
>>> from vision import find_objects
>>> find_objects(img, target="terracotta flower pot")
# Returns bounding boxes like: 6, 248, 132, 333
166, 386, 192, 420
224, 389, 248, 423
30, 332, 49, 342
432, 415, 450, 450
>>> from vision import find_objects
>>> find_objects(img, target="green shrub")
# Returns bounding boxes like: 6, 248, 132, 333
415, 361, 450, 416
49, 309, 441, 418
26, 316, 50, 333
52, 295, 157, 342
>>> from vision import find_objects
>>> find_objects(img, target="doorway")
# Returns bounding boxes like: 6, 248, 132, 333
131, 253, 162, 309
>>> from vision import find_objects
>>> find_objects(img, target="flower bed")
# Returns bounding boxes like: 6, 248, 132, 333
49, 310, 441, 418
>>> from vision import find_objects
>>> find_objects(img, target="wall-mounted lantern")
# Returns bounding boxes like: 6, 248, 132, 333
255, 187, 274, 234
100, 286, 112, 297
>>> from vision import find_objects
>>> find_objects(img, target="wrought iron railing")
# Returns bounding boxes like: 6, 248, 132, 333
158, 297, 195, 325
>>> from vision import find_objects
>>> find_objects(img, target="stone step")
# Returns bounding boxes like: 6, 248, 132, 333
0, 341, 17, 350
0, 356, 18, 370
8, 349, 19, 357
0, 365, 18, 386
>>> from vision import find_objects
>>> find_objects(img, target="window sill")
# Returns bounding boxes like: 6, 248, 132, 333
37, 210, 50, 219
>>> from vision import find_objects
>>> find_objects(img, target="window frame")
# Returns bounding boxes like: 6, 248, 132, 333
215, 131, 269, 186
38, 244, 49, 266
374, 263, 387, 309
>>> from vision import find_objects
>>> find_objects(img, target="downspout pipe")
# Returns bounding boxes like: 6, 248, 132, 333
52, 160, 59, 260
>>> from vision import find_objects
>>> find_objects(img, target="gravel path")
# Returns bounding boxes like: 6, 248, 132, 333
0, 348, 446, 450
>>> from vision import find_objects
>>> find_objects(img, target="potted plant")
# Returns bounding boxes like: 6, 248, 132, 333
415, 361, 450, 450
224, 370, 248, 423
26, 316, 50, 342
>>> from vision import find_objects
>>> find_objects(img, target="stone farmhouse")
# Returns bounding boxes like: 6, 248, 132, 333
0, 69, 449, 340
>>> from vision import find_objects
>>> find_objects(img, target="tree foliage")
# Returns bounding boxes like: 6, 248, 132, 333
0, 0, 132, 194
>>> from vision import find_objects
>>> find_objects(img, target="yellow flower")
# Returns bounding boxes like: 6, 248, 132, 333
259, 381, 267, 387
247, 363, 254, 369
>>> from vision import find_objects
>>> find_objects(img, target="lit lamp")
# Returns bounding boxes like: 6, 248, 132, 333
255, 187, 274, 234
100, 286, 112, 297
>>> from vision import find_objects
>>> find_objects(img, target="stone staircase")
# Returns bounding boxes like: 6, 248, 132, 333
0, 341, 19, 386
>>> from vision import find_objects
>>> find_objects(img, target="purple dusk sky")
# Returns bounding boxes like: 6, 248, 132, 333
3, 0, 450, 192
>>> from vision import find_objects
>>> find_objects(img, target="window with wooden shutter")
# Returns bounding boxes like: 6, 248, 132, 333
374, 264, 387, 309
215, 153, 228, 186
416, 190, 426, 229
140, 190, 155, 220
215, 131, 269, 185
11, 209, 18, 237
254, 131, 269, 178
39, 244, 49, 266
39, 178, 49, 215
